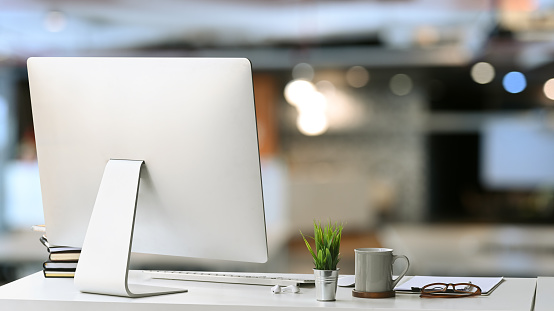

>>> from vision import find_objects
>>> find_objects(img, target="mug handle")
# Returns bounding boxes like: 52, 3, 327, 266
391, 254, 410, 288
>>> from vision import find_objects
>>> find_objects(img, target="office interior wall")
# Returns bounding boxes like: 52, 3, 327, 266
1, 62, 553, 277
278, 70, 427, 229
253, 74, 279, 158
0, 68, 22, 231
0, 68, 44, 232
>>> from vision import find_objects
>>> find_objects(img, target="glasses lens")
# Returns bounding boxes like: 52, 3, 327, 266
455, 284, 471, 291
421, 283, 481, 296
455, 284, 479, 293
423, 284, 447, 292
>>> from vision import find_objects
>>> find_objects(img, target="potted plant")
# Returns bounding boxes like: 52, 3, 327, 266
301, 221, 343, 301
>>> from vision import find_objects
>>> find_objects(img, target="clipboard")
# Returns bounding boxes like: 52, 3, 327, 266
394, 276, 504, 296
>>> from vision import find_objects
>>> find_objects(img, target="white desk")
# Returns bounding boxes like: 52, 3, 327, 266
534, 277, 554, 311
0, 272, 537, 311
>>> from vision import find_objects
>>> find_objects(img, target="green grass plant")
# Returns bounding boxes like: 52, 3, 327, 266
301, 221, 343, 270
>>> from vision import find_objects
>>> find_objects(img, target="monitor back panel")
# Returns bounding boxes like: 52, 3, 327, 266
28, 57, 268, 263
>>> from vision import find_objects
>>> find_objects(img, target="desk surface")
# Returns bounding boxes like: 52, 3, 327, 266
534, 277, 554, 311
0, 272, 536, 311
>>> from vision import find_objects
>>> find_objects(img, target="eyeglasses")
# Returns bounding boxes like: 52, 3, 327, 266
420, 282, 482, 298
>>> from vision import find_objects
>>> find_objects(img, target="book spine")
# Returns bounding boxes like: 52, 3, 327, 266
43, 267, 77, 272
48, 254, 81, 262
43, 271, 75, 278
43, 261, 78, 270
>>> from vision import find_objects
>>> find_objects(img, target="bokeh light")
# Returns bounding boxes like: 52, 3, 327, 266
292, 63, 314, 81
284, 80, 316, 106
543, 78, 554, 100
295, 91, 328, 136
502, 71, 526, 94
284, 78, 329, 136
346, 66, 369, 88
297, 112, 328, 136
389, 73, 413, 96
295, 91, 327, 114
316, 80, 336, 97
471, 62, 495, 84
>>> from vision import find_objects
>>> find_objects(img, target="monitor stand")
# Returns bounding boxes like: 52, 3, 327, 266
74, 159, 187, 297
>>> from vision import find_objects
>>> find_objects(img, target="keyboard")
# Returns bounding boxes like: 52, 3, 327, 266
143, 270, 315, 286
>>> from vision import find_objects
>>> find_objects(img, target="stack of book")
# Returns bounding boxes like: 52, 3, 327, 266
39, 235, 81, 278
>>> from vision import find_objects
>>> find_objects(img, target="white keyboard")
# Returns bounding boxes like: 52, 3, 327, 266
143, 270, 315, 286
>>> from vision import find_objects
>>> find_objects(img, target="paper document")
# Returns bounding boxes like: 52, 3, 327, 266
395, 276, 504, 295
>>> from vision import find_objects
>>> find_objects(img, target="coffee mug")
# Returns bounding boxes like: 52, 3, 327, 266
354, 248, 409, 297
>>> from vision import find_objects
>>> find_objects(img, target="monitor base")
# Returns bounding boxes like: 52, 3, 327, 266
74, 159, 187, 297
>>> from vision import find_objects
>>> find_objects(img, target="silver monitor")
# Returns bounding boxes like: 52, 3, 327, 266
28, 57, 268, 297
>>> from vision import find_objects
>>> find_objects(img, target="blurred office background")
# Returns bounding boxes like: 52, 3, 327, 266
1, 0, 554, 284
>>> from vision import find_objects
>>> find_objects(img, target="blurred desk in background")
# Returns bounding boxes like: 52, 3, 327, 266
379, 224, 554, 277
0, 230, 44, 262
0, 230, 45, 282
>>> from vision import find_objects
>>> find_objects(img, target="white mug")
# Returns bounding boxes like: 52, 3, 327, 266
354, 248, 409, 294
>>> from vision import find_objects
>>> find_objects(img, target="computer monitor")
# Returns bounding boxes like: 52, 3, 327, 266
27, 57, 268, 297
